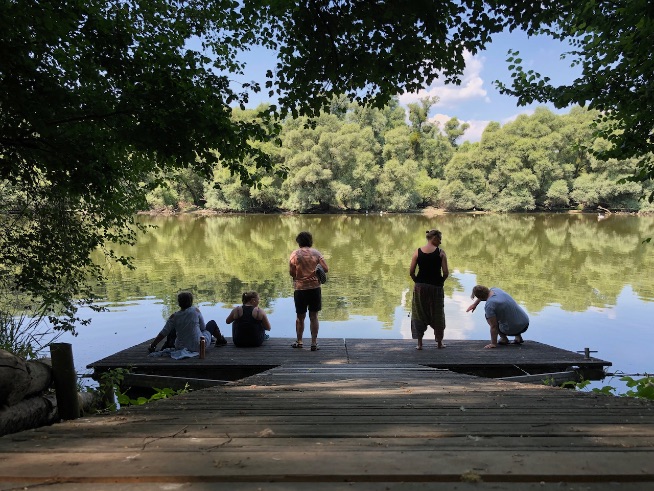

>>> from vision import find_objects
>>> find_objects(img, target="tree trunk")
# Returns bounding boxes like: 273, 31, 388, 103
0, 392, 98, 437
0, 395, 57, 436
0, 350, 52, 406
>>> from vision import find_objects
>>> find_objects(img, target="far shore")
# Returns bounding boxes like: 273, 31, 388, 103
138, 205, 647, 218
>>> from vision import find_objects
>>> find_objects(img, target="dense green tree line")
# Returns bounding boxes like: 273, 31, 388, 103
147, 103, 654, 214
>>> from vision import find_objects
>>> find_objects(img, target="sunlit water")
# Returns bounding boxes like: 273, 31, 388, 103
57, 213, 654, 391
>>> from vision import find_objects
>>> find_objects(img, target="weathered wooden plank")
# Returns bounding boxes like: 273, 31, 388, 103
2, 363, 651, 488
0, 450, 653, 481
4, 435, 654, 453
0, 483, 649, 491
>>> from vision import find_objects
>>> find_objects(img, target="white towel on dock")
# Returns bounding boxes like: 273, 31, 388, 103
149, 348, 199, 360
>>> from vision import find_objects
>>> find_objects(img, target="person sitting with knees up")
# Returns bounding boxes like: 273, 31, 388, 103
466, 285, 529, 349
226, 291, 271, 347
148, 291, 226, 354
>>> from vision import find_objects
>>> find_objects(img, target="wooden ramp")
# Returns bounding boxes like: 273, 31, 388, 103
1, 365, 653, 490
87, 338, 611, 388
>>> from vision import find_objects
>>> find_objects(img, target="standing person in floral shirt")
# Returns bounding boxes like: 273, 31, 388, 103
289, 231, 329, 351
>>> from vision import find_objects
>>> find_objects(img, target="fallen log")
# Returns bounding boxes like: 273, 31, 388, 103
0, 391, 98, 437
0, 394, 57, 436
0, 350, 52, 407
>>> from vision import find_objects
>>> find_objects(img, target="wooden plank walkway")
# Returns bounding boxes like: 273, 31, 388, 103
0, 365, 653, 490
87, 338, 611, 387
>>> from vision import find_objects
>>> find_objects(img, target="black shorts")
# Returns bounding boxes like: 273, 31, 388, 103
294, 288, 322, 314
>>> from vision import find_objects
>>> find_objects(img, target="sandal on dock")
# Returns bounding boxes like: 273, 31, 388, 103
311, 344, 319, 351
291, 341, 303, 348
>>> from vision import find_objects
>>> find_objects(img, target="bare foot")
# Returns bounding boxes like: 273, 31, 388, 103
437, 342, 446, 349
416, 345, 423, 350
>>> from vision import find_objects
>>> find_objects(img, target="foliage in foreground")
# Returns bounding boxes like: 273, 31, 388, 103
96, 368, 189, 412
563, 375, 654, 400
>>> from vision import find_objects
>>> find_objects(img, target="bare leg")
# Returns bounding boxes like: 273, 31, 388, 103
416, 336, 423, 350
295, 315, 305, 344
309, 311, 319, 346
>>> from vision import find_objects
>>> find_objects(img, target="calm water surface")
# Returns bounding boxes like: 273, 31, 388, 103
62, 213, 654, 388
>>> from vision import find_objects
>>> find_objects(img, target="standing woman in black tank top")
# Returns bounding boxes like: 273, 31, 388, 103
409, 229, 449, 350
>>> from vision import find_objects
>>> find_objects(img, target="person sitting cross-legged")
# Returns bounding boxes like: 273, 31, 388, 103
147, 291, 226, 354
226, 291, 272, 348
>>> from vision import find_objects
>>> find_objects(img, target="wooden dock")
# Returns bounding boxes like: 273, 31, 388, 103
1, 363, 653, 489
87, 338, 611, 390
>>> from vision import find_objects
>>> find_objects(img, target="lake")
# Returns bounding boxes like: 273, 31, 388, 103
60, 212, 654, 391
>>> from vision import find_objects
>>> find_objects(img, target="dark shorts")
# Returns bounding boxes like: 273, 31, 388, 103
499, 324, 529, 336
294, 288, 322, 314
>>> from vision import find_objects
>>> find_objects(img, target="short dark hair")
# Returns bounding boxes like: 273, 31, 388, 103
242, 291, 259, 303
296, 231, 313, 248
177, 291, 194, 309
471, 285, 490, 301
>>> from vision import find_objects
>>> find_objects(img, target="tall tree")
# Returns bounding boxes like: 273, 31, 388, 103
496, 0, 654, 202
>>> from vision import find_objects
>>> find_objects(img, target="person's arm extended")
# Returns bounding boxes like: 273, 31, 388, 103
484, 316, 499, 349
148, 314, 174, 352
148, 332, 166, 353
466, 298, 481, 313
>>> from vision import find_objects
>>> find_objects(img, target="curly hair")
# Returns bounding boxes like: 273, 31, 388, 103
296, 231, 313, 247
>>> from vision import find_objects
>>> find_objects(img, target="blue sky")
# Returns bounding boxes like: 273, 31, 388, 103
232, 29, 580, 143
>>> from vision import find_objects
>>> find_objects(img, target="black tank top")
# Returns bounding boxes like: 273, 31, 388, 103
232, 305, 265, 347
415, 248, 444, 286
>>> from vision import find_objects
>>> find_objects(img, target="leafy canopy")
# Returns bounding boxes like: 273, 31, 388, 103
496, 0, 654, 201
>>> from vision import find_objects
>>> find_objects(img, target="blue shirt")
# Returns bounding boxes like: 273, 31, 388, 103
485, 288, 529, 335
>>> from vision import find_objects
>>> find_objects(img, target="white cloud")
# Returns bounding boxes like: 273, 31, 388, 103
398, 51, 488, 107
427, 108, 538, 143
459, 119, 489, 143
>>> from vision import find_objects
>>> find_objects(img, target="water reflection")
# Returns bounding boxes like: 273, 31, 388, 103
96, 213, 654, 318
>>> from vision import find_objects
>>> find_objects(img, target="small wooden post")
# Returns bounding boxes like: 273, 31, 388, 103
50, 343, 79, 420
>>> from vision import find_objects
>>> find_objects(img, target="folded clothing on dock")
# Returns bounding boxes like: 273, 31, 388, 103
148, 348, 199, 360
